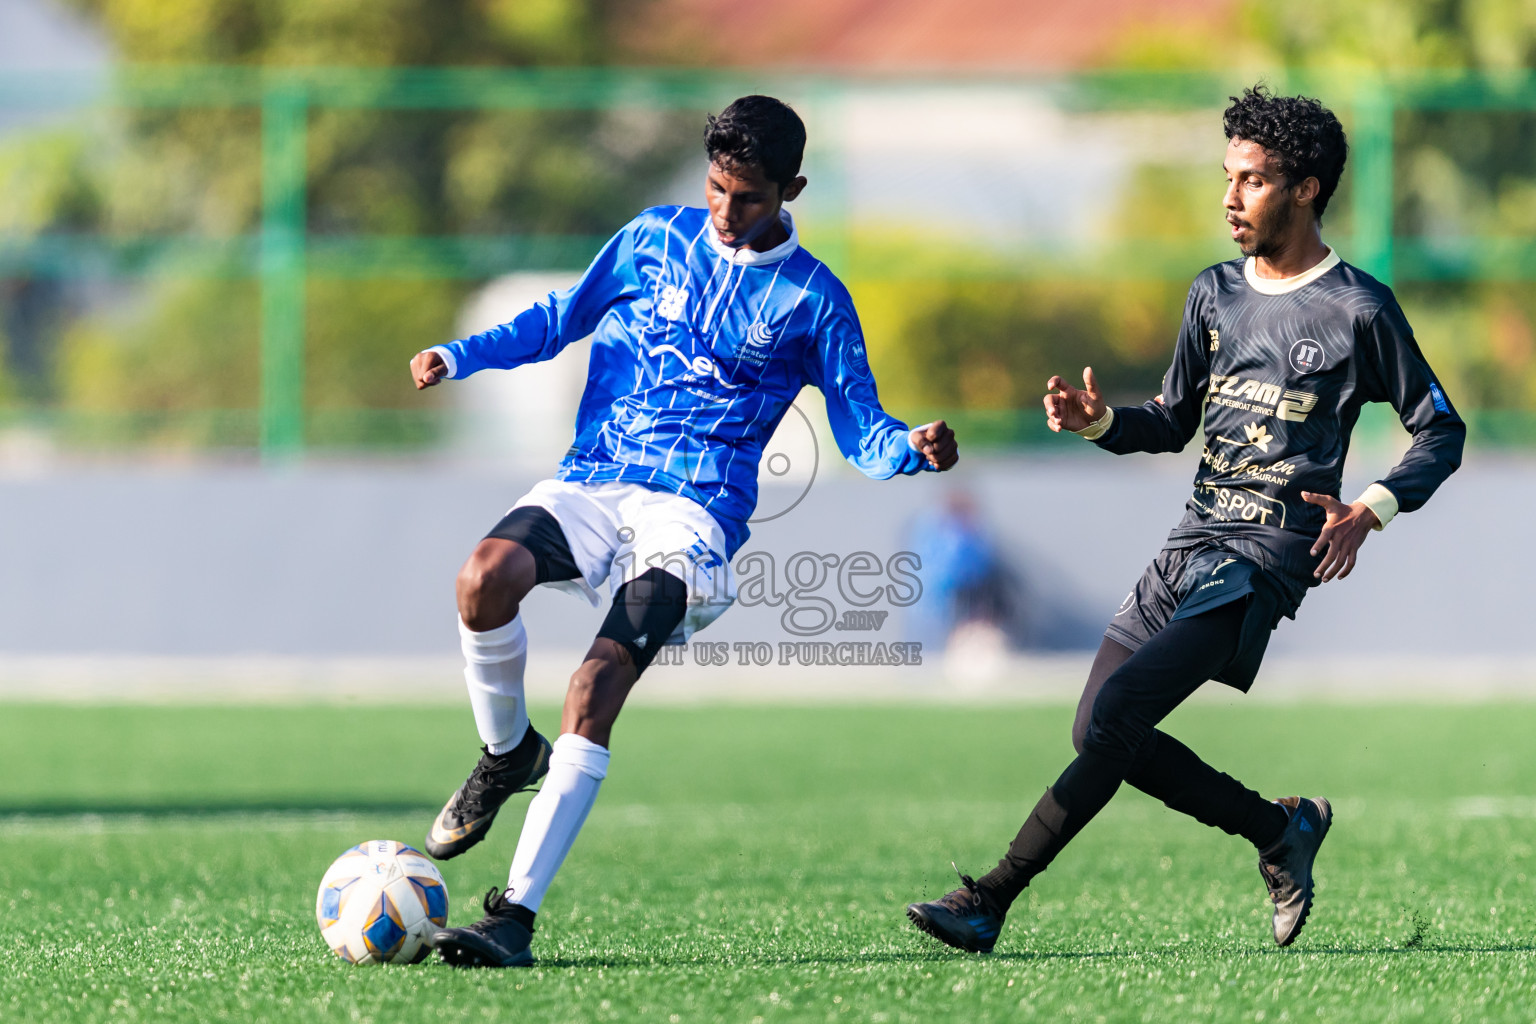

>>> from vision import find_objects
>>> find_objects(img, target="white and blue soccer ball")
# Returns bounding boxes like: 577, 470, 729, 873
315, 840, 449, 964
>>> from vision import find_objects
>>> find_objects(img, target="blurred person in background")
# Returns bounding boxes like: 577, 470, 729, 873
905, 490, 1024, 672
408, 95, 958, 968
907, 85, 1464, 955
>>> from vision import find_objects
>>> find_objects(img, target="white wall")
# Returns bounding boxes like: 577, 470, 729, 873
0, 450, 1507, 661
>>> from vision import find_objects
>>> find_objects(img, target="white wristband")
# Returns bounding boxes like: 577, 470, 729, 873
427, 345, 458, 380
1354, 482, 1399, 530
907, 422, 938, 453
1074, 406, 1115, 441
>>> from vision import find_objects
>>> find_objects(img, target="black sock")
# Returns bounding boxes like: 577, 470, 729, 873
978, 750, 1130, 908
1256, 802, 1292, 853
978, 787, 1067, 907
1127, 732, 1289, 849
978, 600, 1280, 908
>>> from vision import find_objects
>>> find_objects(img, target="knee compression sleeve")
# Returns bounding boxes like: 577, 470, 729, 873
596, 568, 689, 674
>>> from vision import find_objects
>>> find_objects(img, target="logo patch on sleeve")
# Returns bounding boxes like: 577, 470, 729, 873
847, 339, 872, 379
1429, 381, 1450, 414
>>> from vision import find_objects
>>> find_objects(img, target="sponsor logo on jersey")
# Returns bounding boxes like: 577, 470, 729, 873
1289, 338, 1325, 374
1208, 374, 1318, 423
1213, 421, 1275, 454
1200, 446, 1299, 486
734, 321, 776, 369
656, 284, 688, 320
646, 342, 745, 391
1192, 482, 1287, 527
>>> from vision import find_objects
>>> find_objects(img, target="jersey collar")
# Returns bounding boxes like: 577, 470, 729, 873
1243, 247, 1341, 295
707, 209, 799, 266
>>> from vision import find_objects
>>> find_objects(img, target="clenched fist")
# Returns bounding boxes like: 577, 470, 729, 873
411, 350, 449, 390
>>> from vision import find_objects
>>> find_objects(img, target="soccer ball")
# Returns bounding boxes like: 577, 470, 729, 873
315, 840, 449, 964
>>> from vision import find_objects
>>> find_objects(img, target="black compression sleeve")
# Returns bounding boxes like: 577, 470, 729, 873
596, 568, 689, 674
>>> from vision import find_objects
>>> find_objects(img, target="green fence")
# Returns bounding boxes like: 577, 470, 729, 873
3, 67, 1536, 455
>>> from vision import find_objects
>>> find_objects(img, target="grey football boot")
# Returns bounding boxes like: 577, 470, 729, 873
426, 728, 552, 860
1257, 796, 1333, 946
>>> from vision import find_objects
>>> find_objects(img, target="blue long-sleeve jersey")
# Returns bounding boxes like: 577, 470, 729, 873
432, 205, 930, 557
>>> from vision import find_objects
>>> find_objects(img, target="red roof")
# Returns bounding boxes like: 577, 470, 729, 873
626, 0, 1233, 71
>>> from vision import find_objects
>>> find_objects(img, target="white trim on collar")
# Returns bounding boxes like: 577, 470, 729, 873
707, 209, 799, 266
1243, 247, 1341, 295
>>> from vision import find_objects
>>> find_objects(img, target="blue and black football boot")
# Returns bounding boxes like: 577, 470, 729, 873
906, 867, 1007, 953
434, 888, 536, 968
425, 727, 552, 860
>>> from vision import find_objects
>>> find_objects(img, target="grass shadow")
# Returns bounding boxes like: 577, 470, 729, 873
0, 800, 437, 818
532, 940, 1536, 971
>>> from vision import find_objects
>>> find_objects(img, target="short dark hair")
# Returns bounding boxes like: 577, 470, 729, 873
704, 95, 806, 189
1223, 84, 1349, 218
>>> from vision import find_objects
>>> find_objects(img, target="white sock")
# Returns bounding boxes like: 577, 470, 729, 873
460, 615, 530, 754
504, 733, 609, 912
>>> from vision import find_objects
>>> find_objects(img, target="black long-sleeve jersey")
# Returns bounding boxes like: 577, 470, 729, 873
1091, 251, 1465, 606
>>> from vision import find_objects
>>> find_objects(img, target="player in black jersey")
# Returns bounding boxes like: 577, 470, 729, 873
906, 85, 1465, 953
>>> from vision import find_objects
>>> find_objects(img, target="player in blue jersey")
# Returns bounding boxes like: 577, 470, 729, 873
408, 95, 959, 967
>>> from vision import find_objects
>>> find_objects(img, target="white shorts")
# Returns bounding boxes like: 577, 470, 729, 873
510, 479, 737, 644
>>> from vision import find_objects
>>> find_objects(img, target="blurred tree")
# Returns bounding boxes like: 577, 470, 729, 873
859, 276, 1183, 431
15, 0, 695, 447
1250, 0, 1536, 422
1238, 0, 1536, 71
1099, 0, 1536, 432
0, 131, 100, 404
65, 0, 615, 66
59, 279, 260, 446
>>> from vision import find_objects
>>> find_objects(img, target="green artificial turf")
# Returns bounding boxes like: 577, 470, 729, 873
2, 700, 1534, 1022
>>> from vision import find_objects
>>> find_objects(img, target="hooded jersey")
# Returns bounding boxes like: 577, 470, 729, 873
432, 206, 930, 557
1090, 250, 1464, 602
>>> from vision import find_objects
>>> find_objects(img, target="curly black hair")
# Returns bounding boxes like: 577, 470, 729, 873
1223, 84, 1349, 219
704, 95, 806, 190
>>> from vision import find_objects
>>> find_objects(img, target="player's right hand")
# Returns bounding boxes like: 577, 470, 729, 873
1043, 366, 1107, 433
411, 349, 449, 389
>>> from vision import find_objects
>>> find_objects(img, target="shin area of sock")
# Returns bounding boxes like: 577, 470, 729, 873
460, 615, 530, 754
503, 734, 609, 912
978, 752, 1130, 908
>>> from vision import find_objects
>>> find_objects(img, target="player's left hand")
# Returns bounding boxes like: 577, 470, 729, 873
911, 420, 959, 471
1302, 491, 1380, 582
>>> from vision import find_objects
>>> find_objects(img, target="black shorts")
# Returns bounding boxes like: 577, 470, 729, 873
484, 506, 582, 584
1103, 545, 1295, 692
483, 505, 687, 675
